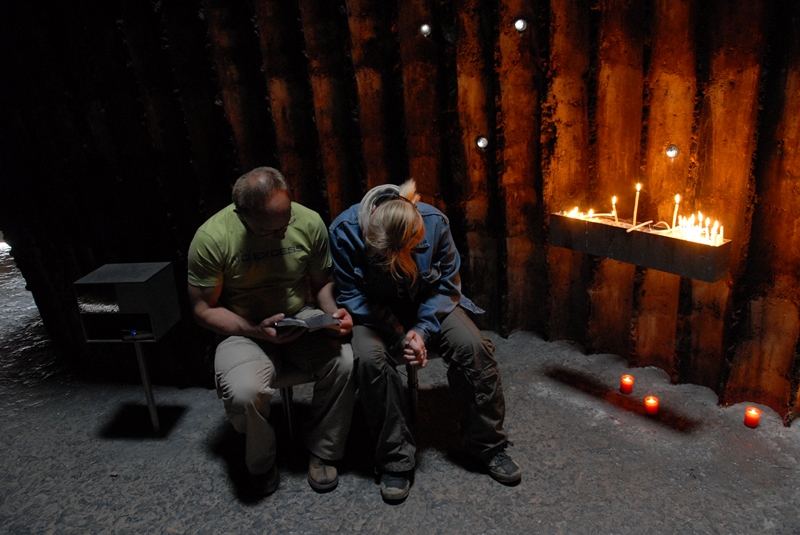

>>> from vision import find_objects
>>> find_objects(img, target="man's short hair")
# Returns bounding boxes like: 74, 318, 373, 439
231, 167, 290, 215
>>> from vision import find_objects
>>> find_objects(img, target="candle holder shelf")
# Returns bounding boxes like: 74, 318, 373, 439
548, 213, 731, 283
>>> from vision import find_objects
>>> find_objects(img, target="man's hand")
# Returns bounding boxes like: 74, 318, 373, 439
332, 308, 353, 336
256, 313, 305, 344
403, 330, 428, 368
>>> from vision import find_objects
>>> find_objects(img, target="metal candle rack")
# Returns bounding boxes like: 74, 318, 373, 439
549, 213, 732, 283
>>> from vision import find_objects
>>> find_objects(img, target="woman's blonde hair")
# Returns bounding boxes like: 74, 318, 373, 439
364, 180, 425, 284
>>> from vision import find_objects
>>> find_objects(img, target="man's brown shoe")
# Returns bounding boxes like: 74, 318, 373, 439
308, 454, 338, 492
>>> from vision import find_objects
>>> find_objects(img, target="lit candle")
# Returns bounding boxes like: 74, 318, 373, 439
744, 407, 761, 428
633, 183, 641, 227
719, 226, 724, 243
620, 375, 634, 394
672, 194, 680, 228
612, 196, 618, 222
644, 396, 659, 415
588, 209, 594, 219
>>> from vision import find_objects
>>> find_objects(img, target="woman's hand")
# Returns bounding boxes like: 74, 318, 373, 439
332, 308, 353, 336
403, 330, 428, 368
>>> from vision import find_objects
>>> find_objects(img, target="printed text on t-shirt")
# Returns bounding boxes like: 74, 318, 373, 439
233, 245, 303, 263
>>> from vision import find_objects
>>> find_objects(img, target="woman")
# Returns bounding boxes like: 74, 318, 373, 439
329, 180, 521, 502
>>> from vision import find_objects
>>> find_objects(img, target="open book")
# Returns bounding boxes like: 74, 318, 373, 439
273, 312, 341, 332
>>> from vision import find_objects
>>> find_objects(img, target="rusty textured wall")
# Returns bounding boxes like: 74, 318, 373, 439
585, 0, 643, 358
2, 0, 800, 423
630, 0, 696, 377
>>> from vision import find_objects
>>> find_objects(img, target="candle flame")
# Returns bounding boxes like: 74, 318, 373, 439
747, 408, 759, 416
636, 183, 641, 192
674, 212, 725, 245
560, 199, 724, 246
675, 194, 680, 203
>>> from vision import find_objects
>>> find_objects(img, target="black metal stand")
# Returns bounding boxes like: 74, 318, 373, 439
74, 263, 181, 435
125, 331, 159, 433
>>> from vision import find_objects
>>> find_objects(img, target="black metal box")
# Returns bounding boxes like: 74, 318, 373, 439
548, 214, 731, 283
73, 262, 181, 342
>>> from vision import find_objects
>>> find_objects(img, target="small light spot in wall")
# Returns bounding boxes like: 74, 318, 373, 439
514, 19, 528, 32
476, 136, 489, 149
666, 144, 680, 158
420, 24, 432, 37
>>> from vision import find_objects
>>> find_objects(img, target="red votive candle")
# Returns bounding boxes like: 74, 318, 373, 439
744, 407, 761, 429
620, 375, 634, 394
644, 396, 659, 415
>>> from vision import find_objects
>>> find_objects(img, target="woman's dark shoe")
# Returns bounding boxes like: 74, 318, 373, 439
379, 471, 412, 502
487, 449, 522, 484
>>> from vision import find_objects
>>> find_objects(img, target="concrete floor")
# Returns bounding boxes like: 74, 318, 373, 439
1, 245, 799, 534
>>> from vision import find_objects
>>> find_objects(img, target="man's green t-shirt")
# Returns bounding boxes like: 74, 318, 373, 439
187, 202, 332, 323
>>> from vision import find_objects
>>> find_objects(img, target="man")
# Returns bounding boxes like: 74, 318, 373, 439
188, 167, 355, 495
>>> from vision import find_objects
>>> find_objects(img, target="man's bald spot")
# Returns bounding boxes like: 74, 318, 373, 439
232, 166, 290, 216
